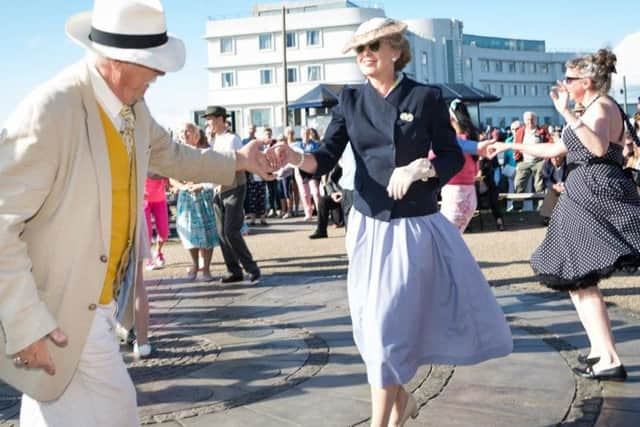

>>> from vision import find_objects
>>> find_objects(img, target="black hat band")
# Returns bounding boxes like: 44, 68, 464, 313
89, 26, 168, 49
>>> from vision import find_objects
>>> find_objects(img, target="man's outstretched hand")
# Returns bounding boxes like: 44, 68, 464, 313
236, 140, 276, 180
265, 142, 296, 170
12, 328, 68, 376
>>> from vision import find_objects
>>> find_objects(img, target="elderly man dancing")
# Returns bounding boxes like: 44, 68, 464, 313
0, 1, 272, 426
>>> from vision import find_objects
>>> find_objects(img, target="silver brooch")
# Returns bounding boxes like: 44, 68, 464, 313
399, 112, 414, 122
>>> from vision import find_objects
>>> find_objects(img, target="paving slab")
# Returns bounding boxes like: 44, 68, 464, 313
2, 217, 640, 426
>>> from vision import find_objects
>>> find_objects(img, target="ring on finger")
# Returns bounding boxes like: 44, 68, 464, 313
13, 356, 23, 366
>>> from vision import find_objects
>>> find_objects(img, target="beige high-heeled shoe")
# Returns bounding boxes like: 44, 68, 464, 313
391, 391, 419, 426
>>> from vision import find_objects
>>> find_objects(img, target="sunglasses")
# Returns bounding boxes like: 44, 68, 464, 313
355, 40, 381, 54
564, 76, 584, 82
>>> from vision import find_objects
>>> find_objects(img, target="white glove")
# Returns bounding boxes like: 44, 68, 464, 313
386, 158, 436, 200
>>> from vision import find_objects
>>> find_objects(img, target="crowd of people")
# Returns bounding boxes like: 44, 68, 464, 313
2, 1, 640, 427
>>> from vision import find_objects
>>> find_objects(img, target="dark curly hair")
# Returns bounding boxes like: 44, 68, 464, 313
449, 99, 479, 142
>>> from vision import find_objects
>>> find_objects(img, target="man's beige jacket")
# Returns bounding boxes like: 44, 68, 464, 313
0, 61, 236, 401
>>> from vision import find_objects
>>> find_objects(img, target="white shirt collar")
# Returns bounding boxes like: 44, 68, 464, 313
88, 58, 125, 131
366, 73, 404, 98
384, 73, 404, 98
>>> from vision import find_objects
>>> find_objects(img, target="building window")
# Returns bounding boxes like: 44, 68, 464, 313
259, 33, 273, 50
288, 108, 302, 126
307, 65, 322, 81
221, 71, 234, 88
522, 84, 527, 96
494, 61, 503, 72
508, 61, 516, 73
540, 63, 549, 73
480, 59, 489, 72
464, 58, 472, 70
499, 117, 506, 128
286, 32, 297, 48
498, 84, 505, 96
250, 108, 271, 127
518, 61, 525, 73
529, 62, 536, 73
544, 116, 552, 125
306, 30, 320, 46
532, 85, 538, 96
220, 37, 233, 54
485, 117, 493, 127
287, 67, 298, 83
512, 85, 518, 96
482, 83, 492, 93
260, 69, 273, 85
422, 51, 429, 79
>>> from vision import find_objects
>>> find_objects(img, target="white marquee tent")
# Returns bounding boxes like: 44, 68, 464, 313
611, 32, 640, 113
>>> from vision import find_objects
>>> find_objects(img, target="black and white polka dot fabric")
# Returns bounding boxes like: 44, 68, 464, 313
531, 126, 640, 290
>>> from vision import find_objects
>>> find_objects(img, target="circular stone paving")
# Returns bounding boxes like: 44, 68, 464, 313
131, 322, 329, 425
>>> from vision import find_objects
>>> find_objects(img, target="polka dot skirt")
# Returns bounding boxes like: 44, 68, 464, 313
531, 127, 640, 290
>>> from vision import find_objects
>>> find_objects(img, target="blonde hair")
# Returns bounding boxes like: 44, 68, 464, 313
566, 48, 617, 94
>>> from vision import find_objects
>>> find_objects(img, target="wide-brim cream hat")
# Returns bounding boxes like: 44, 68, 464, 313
66, 0, 186, 73
342, 17, 408, 54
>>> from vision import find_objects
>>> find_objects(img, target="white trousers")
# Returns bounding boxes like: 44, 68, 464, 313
20, 302, 139, 427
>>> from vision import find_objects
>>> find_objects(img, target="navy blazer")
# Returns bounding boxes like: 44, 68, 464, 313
314, 76, 464, 221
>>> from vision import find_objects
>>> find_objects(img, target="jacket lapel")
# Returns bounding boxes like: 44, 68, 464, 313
361, 82, 398, 145
79, 62, 111, 254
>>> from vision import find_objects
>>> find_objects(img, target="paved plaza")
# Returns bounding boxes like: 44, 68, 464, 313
2, 213, 639, 426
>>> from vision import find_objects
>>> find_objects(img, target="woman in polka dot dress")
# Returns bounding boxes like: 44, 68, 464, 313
490, 49, 639, 382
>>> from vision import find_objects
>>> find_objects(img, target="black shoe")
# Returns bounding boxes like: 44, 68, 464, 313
126, 328, 136, 346
577, 354, 600, 366
308, 231, 328, 239
249, 270, 261, 284
574, 365, 627, 381
496, 218, 505, 231
220, 273, 243, 284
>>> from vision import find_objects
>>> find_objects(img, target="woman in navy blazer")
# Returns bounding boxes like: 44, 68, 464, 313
271, 18, 512, 427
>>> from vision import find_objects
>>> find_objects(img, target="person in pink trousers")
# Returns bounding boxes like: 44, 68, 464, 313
294, 127, 321, 220
144, 173, 170, 269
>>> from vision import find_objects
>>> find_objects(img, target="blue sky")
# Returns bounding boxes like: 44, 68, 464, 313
1, 0, 638, 126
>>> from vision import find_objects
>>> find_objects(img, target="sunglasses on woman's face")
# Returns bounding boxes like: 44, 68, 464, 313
355, 40, 381, 54
564, 76, 584, 83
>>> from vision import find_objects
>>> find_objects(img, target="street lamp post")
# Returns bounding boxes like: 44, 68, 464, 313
282, 5, 289, 128
623, 75, 628, 115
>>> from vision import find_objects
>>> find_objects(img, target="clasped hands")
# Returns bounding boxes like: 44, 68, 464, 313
236, 140, 303, 180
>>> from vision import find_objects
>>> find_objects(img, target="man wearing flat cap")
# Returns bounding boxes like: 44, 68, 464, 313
0, 1, 272, 425
204, 106, 261, 284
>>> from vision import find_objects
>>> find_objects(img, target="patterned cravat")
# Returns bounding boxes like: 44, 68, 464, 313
119, 104, 135, 156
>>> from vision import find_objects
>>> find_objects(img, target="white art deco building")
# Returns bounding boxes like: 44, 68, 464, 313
204, 0, 578, 134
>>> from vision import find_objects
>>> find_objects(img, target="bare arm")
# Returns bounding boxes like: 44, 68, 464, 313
490, 140, 567, 159
550, 82, 612, 157
562, 103, 612, 157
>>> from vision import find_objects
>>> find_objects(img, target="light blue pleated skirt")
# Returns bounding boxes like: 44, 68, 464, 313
346, 209, 513, 387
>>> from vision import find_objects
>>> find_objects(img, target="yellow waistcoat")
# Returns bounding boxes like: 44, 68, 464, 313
97, 106, 137, 304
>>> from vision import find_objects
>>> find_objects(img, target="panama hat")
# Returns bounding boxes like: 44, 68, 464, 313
65, 0, 186, 73
342, 17, 408, 54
